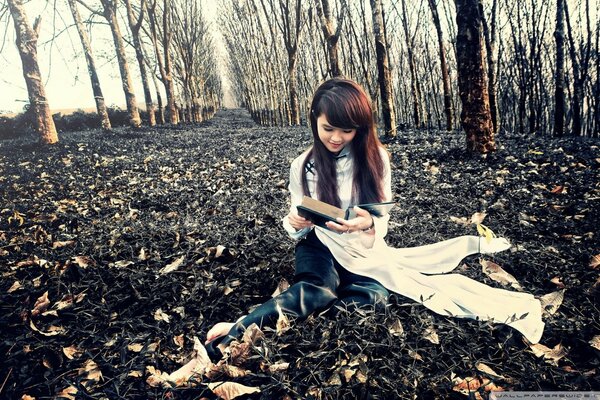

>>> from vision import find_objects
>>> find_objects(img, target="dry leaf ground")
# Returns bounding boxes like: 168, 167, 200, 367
0, 109, 598, 398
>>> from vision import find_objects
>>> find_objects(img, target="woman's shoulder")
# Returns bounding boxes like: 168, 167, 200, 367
377, 145, 391, 162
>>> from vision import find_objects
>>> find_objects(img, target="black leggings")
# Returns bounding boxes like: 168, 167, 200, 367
207, 230, 389, 357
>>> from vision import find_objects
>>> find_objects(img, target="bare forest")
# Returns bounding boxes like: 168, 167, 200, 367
0, 0, 599, 399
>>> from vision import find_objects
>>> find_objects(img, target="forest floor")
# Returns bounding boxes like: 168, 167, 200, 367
0, 108, 599, 399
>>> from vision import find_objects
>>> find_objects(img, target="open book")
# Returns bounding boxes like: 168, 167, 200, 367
296, 196, 395, 229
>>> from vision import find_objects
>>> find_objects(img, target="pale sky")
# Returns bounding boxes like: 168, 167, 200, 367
0, 0, 230, 115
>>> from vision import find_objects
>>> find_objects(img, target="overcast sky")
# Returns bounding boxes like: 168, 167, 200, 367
0, 0, 228, 114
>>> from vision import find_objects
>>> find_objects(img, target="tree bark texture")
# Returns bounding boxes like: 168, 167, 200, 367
7, 0, 58, 144
401, 0, 423, 128
67, 0, 112, 131
553, 0, 565, 137
454, 0, 496, 153
428, 0, 453, 131
100, 0, 141, 128
480, 0, 498, 135
315, 0, 346, 77
370, 0, 397, 136
125, 0, 156, 127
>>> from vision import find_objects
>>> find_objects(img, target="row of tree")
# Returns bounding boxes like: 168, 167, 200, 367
3, 0, 223, 144
220, 0, 599, 150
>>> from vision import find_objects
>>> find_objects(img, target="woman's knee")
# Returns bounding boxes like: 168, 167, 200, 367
338, 282, 389, 310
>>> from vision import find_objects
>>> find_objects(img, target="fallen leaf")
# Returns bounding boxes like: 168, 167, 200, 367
153, 308, 170, 323
8, 281, 22, 293
470, 212, 487, 225
527, 342, 568, 366
174, 334, 184, 348
52, 240, 75, 249
589, 335, 600, 351
112, 260, 134, 268
160, 255, 185, 274
78, 359, 103, 388
55, 386, 77, 399
271, 278, 290, 297
449, 216, 470, 226
475, 362, 511, 382
539, 289, 566, 316
407, 349, 423, 361
72, 255, 95, 268
480, 259, 522, 290
31, 291, 50, 317
423, 327, 439, 344
387, 319, 404, 337
275, 303, 290, 335
550, 185, 566, 194
165, 337, 213, 386
476, 224, 497, 243
21, 395, 35, 400
146, 365, 171, 388
127, 343, 144, 353
550, 276, 566, 289
207, 381, 261, 399
128, 370, 143, 378
267, 361, 289, 373
62, 345, 83, 360
589, 254, 600, 269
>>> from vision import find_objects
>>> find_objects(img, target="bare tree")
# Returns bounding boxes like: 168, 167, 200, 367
146, 0, 178, 124
315, 0, 347, 77
67, 0, 111, 131
370, 0, 396, 136
95, 0, 141, 128
124, 0, 156, 126
553, 0, 565, 136
7, 0, 58, 144
480, 0, 499, 134
399, 0, 423, 128
454, 0, 495, 152
428, 0, 453, 131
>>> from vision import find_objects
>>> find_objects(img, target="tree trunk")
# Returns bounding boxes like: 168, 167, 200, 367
100, 0, 141, 128
553, 0, 565, 137
370, 0, 397, 136
315, 0, 346, 77
428, 0, 453, 131
67, 0, 111, 131
7, 0, 58, 144
480, 0, 498, 135
125, 0, 156, 127
401, 0, 423, 129
454, 0, 496, 153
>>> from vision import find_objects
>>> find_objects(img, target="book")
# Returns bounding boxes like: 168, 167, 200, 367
296, 196, 395, 229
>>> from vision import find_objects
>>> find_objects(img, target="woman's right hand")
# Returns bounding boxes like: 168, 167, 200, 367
288, 212, 313, 231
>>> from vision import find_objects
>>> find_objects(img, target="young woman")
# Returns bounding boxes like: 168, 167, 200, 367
205, 78, 544, 359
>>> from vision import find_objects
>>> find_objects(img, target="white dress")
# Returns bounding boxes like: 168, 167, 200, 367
282, 146, 544, 344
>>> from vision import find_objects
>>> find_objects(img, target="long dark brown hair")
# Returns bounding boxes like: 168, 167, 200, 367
301, 77, 386, 207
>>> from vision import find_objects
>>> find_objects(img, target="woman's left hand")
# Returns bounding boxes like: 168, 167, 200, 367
325, 206, 374, 234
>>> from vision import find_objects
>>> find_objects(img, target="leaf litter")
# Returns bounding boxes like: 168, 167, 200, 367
0, 109, 598, 398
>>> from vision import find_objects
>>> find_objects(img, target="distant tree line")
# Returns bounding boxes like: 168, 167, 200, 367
220, 0, 600, 151
1, 0, 223, 144
2, 0, 598, 150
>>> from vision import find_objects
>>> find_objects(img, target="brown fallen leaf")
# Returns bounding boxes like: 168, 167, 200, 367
55, 386, 77, 399
590, 254, 600, 269
271, 278, 290, 297
470, 212, 487, 225
539, 289, 566, 316
29, 321, 65, 336
127, 343, 144, 353
527, 341, 568, 366
159, 255, 185, 274
589, 335, 600, 351
8, 281, 21, 293
550, 185, 566, 194
550, 276, 566, 289
21, 395, 35, 400
52, 240, 75, 249
480, 259, 522, 290
62, 345, 83, 360
208, 381, 261, 400
450, 216, 470, 226
78, 360, 103, 389
72, 255, 95, 268
407, 350, 423, 361
387, 319, 404, 337
174, 334, 185, 349
422, 327, 439, 344
31, 291, 50, 317
128, 370, 143, 378
275, 303, 290, 335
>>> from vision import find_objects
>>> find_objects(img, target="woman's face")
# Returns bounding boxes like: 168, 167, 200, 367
316, 114, 357, 154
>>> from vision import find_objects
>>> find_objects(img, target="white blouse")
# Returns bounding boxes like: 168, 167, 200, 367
280, 145, 544, 344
